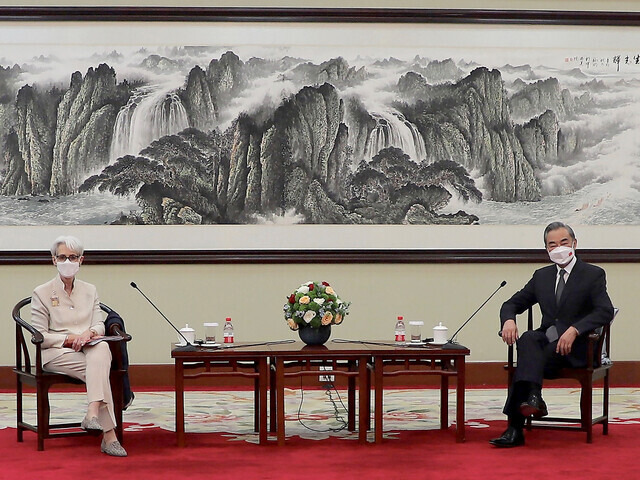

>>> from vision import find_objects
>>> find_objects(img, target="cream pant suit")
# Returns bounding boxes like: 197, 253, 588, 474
31, 276, 116, 432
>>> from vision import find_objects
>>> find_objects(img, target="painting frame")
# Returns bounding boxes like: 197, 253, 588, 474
1, 7, 640, 263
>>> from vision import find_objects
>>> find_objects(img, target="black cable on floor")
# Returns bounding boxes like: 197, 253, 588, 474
296, 376, 348, 433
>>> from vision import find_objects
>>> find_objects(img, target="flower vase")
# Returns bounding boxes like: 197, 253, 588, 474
298, 325, 331, 346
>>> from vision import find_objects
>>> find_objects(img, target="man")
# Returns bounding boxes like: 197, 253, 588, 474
489, 222, 614, 448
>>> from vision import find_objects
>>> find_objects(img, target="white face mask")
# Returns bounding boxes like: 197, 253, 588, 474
56, 259, 80, 278
548, 245, 575, 266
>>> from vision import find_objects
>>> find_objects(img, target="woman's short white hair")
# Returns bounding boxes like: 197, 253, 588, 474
50, 235, 84, 256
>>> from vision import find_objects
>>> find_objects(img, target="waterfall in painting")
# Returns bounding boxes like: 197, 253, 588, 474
110, 84, 190, 161
364, 110, 427, 162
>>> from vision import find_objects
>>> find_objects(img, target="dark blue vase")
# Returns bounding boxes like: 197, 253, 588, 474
298, 325, 331, 346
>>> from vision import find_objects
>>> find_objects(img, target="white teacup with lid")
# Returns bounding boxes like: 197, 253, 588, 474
433, 322, 448, 344
178, 324, 196, 346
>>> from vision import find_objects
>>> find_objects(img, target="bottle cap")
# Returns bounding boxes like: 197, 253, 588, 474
397, 316, 403, 320
226, 317, 231, 321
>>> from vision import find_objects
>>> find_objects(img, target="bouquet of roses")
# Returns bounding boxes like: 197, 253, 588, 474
284, 281, 350, 330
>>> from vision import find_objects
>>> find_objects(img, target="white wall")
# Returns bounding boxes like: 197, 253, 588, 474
2, 260, 633, 366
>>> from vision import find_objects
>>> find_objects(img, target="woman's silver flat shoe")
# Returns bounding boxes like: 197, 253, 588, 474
101, 439, 128, 457
81, 415, 103, 432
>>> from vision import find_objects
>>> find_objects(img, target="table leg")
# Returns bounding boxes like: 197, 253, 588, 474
440, 374, 448, 430
348, 361, 356, 431
276, 357, 286, 446
358, 355, 368, 444
254, 364, 259, 433
456, 358, 466, 443
374, 356, 383, 444
269, 359, 276, 433
258, 358, 268, 445
175, 360, 185, 447
366, 360, 372, 431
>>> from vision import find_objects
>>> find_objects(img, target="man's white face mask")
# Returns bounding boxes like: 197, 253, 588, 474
56, 259, 80, 278
548, 245, 575, 266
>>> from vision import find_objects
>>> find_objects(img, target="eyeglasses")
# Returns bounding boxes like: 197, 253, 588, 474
55, 254, 80, 262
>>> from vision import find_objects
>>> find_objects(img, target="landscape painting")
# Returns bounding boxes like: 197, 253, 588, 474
1, 15, 639, 230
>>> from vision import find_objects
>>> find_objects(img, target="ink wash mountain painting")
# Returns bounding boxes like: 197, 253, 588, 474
1, 27, 638, 226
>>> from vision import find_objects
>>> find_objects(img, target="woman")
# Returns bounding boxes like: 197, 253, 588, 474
31, 235, 127, 457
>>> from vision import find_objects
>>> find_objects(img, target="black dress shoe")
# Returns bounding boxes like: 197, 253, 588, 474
519, 391, 548, 419
489, 426, 525, 448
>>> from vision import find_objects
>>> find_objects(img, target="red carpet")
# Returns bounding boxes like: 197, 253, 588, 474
2, 421, 637, 480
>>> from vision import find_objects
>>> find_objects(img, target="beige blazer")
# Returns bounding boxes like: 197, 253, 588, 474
31, 276, 105, 365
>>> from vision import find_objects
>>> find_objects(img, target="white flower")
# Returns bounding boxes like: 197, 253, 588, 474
303, 311, 316, 323
313, 298, 325, 305
297, 286, 310, 294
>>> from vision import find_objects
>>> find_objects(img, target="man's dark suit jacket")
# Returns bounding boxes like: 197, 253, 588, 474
500, 258, 614, 367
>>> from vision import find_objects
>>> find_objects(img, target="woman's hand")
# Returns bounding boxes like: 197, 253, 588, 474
67, 330, 94, 351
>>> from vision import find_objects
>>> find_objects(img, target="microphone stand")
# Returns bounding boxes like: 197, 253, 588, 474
442, 280, 507, 350
130, 282, 197, 352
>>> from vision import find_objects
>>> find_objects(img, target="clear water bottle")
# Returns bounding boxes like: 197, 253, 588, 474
223, 317, 234, 346
394, 316, 406, 344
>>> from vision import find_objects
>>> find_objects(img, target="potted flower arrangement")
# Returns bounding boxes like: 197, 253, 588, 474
284, 281, 350, 345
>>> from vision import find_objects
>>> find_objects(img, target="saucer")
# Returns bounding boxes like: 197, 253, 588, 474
201, 342, 221, 348
428, 341, 448, 346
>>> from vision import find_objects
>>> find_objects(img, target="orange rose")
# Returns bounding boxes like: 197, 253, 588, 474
299, 296, 311, 305
321, 312, 333, 325
334, 313, 343, 324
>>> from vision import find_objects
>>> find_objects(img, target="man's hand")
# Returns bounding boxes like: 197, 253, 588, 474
557, 326, 579, 355
501, 319, 518, 346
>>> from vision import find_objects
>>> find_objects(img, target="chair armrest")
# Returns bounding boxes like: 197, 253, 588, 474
107, 323, 132, 343
105, 328, 131, 372
17, 319, 44, 346
587, 332, 600, 342
584, 326, 608, 369
14, 312, 44, 345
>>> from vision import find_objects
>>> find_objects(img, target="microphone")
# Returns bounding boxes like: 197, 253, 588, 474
130, 281, 197, 352
442, 280, 507, 350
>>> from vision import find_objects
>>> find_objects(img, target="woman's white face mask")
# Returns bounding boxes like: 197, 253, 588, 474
548, 245, 575, 266
56, 259, 80, 278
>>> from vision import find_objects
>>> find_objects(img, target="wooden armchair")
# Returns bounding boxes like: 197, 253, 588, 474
13, 297, 132, 451
504, 307, 616, 443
